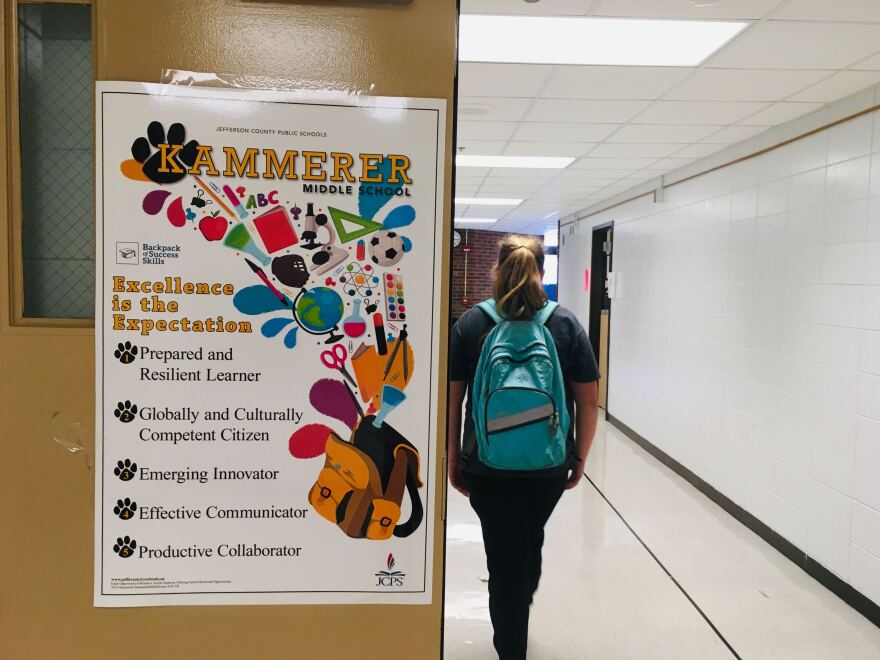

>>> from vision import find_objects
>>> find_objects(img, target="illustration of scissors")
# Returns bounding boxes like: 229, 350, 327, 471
320, 344, 357, 389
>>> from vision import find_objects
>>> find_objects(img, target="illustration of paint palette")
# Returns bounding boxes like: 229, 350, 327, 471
384, 273, 406, 322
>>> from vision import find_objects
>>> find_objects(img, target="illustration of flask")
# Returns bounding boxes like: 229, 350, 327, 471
224, 223, 270, 266
372, 384, 406, 428
342, 300, 367, 338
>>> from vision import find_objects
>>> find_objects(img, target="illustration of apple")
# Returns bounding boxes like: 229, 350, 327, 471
199, 211, 228, 241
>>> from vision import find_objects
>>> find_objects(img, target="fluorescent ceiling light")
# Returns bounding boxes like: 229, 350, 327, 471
455, 197, 523, 206
455, 218, 497, 224
541, 211, 559, 220
459, 16, 748, 66
458, 155, 574, 169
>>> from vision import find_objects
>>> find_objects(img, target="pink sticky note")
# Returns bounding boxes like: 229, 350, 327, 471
584, 268, 590, 291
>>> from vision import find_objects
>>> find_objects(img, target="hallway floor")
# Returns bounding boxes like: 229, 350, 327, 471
443, 417, 880, 659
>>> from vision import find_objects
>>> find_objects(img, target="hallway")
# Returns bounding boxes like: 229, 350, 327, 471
443, 416, 880, 659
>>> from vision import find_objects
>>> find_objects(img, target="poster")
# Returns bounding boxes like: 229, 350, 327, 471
94, 82, 445, 606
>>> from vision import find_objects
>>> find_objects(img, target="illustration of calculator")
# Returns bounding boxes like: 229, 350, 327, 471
384, 273, 406, 322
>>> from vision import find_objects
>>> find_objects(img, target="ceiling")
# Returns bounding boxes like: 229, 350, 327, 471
455, 0, 880, 234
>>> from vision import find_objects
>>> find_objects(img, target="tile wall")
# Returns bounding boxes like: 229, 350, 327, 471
560, 87, 880, 605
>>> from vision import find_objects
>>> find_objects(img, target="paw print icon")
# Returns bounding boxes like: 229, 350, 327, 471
113, 498, 138, 520
114, 459, 138, 481
114, 342, 138, 365
113, 536, 137, 558
131, 121, 199, 184
114, 400, 138, 423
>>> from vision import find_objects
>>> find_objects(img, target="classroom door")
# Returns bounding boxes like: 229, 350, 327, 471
589, 224, 613, 409
0, 1, 455, 658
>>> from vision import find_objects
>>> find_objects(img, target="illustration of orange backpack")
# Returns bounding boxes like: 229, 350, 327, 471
308, 415, 423, 540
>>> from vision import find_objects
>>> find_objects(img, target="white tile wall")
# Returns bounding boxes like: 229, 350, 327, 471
560, 95, 880, 605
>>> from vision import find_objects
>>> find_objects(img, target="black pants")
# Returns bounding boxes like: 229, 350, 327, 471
466, 474, 567, 660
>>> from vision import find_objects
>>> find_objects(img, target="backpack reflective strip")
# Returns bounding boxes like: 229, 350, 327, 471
486, 402, 555, 434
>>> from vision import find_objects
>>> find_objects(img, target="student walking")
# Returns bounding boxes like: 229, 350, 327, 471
448, 236, 600, 660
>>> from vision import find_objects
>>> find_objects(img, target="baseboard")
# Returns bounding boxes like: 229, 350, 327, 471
606, 413, 880, 629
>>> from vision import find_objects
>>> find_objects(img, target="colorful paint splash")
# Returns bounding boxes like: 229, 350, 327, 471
310, 378, 359, 430
289, 423, 333, 459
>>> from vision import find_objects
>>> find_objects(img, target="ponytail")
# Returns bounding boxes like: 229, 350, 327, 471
492, 236, 547, 320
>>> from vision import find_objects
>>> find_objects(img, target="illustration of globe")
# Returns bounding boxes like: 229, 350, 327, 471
296, 287, 344, 334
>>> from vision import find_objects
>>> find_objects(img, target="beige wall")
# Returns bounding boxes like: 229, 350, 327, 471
0, 1, 456, 658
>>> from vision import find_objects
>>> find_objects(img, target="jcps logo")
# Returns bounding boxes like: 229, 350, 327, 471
375, 553, 405, 587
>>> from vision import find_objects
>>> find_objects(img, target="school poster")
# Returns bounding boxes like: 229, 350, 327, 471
94, 82, 445, 606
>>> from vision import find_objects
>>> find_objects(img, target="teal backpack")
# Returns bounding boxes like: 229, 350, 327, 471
470, 299, 570, 471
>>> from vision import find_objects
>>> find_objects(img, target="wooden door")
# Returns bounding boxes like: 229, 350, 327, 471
0, 1, 456, 658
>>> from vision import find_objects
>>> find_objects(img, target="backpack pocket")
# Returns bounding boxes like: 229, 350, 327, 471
482, 387, 566, 470
308, 433, 373, 525
365, 498, 402, 541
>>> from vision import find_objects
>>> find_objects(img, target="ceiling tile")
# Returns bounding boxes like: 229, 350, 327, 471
487, 168, 561, 179
542, 177, 606, 188
461, 0, 593, 15
457, 140, 506, 156
477, 188, 538, 196
525, 99, 649, 123
665, 68, 828, 102
591, 0, 778, 20
672, 143, 726, 159
589, 142, 687, 158
742, 101, 823, 126
625, 171, 663, 182
651, 157, 697, 170
456, 166, 491, 178
459, 207, 502, 219
707, 21, 880, 70
554, 168, 627, 180
572, 157, 657, 169
503, 141, 596, 157
459, 63, 554, 98
479, 184, 543, 193
454, 178, 481, 186
701, 125, 767, 143
569, 179, 627, 189
455, 221, 499, 230
637, 100, 769, 125
602, 181, 638, 191
631, 169, 671, 178
855, 52, 880, 70
540, 181, 601, 192
789, 71, 880, 102
457, 120, 517, 140
481, 176, 546, 187
513, 122, 619, 142
607, 124, 720, 143
541, 66, 693, 100
459, 96, 533, 122
772, 0, 880, 22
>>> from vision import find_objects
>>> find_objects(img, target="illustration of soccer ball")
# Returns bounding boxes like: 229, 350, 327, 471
369, 230, 405, 267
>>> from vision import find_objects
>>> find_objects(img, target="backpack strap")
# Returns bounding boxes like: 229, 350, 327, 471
478, 299, 558, 326
476, 299, 503, 324
533, 301, 559, 326
392, 446, 423, 538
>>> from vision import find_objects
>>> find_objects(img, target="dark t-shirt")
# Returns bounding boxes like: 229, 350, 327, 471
450, 303, 600, 477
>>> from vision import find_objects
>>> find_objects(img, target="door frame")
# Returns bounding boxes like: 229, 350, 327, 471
589, 220, 613, 412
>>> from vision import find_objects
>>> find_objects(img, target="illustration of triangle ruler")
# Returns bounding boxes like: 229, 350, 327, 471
328, 207, 384, 243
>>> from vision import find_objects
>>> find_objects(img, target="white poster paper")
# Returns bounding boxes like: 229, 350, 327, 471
94, 82, 445, 606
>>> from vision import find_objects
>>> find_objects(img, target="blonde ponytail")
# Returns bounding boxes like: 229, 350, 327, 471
492, 236, 547, 320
